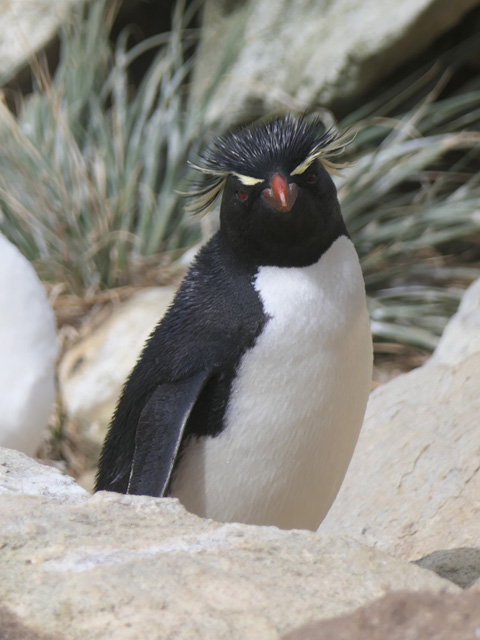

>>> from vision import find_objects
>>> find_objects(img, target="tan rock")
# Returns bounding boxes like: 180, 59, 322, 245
282, 590, 480, 640
0, 486, 459, 640
320, 353, 480, 560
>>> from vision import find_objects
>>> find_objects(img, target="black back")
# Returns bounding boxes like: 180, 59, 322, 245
95, 233, 266, 493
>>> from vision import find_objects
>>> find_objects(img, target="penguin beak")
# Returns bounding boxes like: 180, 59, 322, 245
262, 173, 298, 212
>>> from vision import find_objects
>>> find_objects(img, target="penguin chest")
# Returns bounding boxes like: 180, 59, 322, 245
171, 236, 372, 529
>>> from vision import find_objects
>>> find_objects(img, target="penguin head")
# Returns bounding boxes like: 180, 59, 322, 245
188, 115, 351, 267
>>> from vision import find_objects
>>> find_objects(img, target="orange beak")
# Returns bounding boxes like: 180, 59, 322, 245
262, 173, 298, 212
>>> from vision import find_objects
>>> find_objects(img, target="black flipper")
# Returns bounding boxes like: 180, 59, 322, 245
95, 233, 266, 496
127, 370, 211, 497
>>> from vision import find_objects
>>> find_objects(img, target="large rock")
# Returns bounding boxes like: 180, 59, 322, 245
58, 287, 176, 459
430, 277, 480, 365
0, 449, 459, 640
0, 446, 88, 504
192, 0, 480, 129
320, 352, 480, 560
0, 0, 82, 83
0, 233, 58, 456
282, 590, 480, 640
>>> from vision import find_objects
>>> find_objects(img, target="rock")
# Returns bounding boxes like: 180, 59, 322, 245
0, 0, 82, 82
0, 447, 88, 504
0, 604, 64, 640
319, 352, 480, 560
0, 233, 58, 456
192, 0, 480, 129
430, 277, 480, 365
58, 287, 176, 459
414, 547, 480, 589
0, 444, 459, 639
281, 590, 480, 640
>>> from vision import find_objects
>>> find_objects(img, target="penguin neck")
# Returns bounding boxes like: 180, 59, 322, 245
219, 215, 349, 270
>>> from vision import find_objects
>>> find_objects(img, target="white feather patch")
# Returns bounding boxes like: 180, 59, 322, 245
171, 236, 372, 530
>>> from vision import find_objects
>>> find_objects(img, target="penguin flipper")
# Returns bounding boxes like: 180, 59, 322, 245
127, 369, 211, 497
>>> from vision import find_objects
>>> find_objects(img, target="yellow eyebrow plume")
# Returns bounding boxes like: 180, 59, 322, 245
233, 173, 264, 186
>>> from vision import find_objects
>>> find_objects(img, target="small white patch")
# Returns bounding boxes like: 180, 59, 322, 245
172, 236, 372, 530
233, 173, 264, 186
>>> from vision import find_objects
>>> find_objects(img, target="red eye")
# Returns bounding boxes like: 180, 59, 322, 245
306, 174, 317, 184
237, 191, 249, 202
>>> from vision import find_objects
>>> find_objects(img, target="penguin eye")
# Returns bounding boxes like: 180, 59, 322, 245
306, 173, 317, 184
237, 191, 249, 202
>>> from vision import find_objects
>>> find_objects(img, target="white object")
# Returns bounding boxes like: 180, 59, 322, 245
172, 236, 373, 530
0, 233, 58, 455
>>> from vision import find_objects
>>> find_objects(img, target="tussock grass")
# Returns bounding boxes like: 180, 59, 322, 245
0, 0, 209, 295
337, 62, 480, 349
0, 1, 479, 352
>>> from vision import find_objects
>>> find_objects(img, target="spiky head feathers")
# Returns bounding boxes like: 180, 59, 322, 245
186, 115, 351, 216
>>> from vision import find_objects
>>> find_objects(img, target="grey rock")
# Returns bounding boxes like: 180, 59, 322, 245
320, 353, 480, 561
414, 547, 480, 589
192, 0, 480, 129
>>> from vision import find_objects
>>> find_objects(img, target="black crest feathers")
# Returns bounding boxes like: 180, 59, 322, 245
186, 115, 351, 216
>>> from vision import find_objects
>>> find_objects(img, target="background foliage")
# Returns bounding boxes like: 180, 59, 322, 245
0, 0, 479, 351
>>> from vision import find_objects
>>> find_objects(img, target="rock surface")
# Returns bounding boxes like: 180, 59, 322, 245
0, 0, 82, 82
0, 233, 58, 456
414, 547, 480, 589
431, 277, 480, 366
281, 590, 480, 640
0, 446, 88, 504
0, 448, 459, 640
58, 287, 176, 459
192, 0, 480, 128
320, 352, 480, 560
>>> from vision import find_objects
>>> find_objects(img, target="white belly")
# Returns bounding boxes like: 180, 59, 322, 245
171, 236, 372, 530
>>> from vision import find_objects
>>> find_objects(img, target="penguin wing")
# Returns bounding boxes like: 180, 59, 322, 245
126, 369, 211, 497
95, 232, 265, 496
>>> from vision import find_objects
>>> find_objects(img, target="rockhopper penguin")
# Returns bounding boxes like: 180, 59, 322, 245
95, 115, 373, 531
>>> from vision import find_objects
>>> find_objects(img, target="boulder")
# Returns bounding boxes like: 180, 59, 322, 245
430, 277, 480, 365
414, 547, 480, 589
192, 0, 480, 129
320, 352, 480, 560
58, 287, 176, 459
0, 448, 459, 640
0, 446, 88, 504
0, 233, 58, 456
0, 0, 82, 82
281, 590, 480, 640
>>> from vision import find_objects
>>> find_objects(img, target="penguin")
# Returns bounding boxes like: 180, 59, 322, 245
0, 233, 58, 456
95, 114, 373, 531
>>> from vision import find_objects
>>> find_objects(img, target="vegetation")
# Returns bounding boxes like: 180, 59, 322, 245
0, 0, 209, 295
339, 57, 480, 348
0, 0, 479, 351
